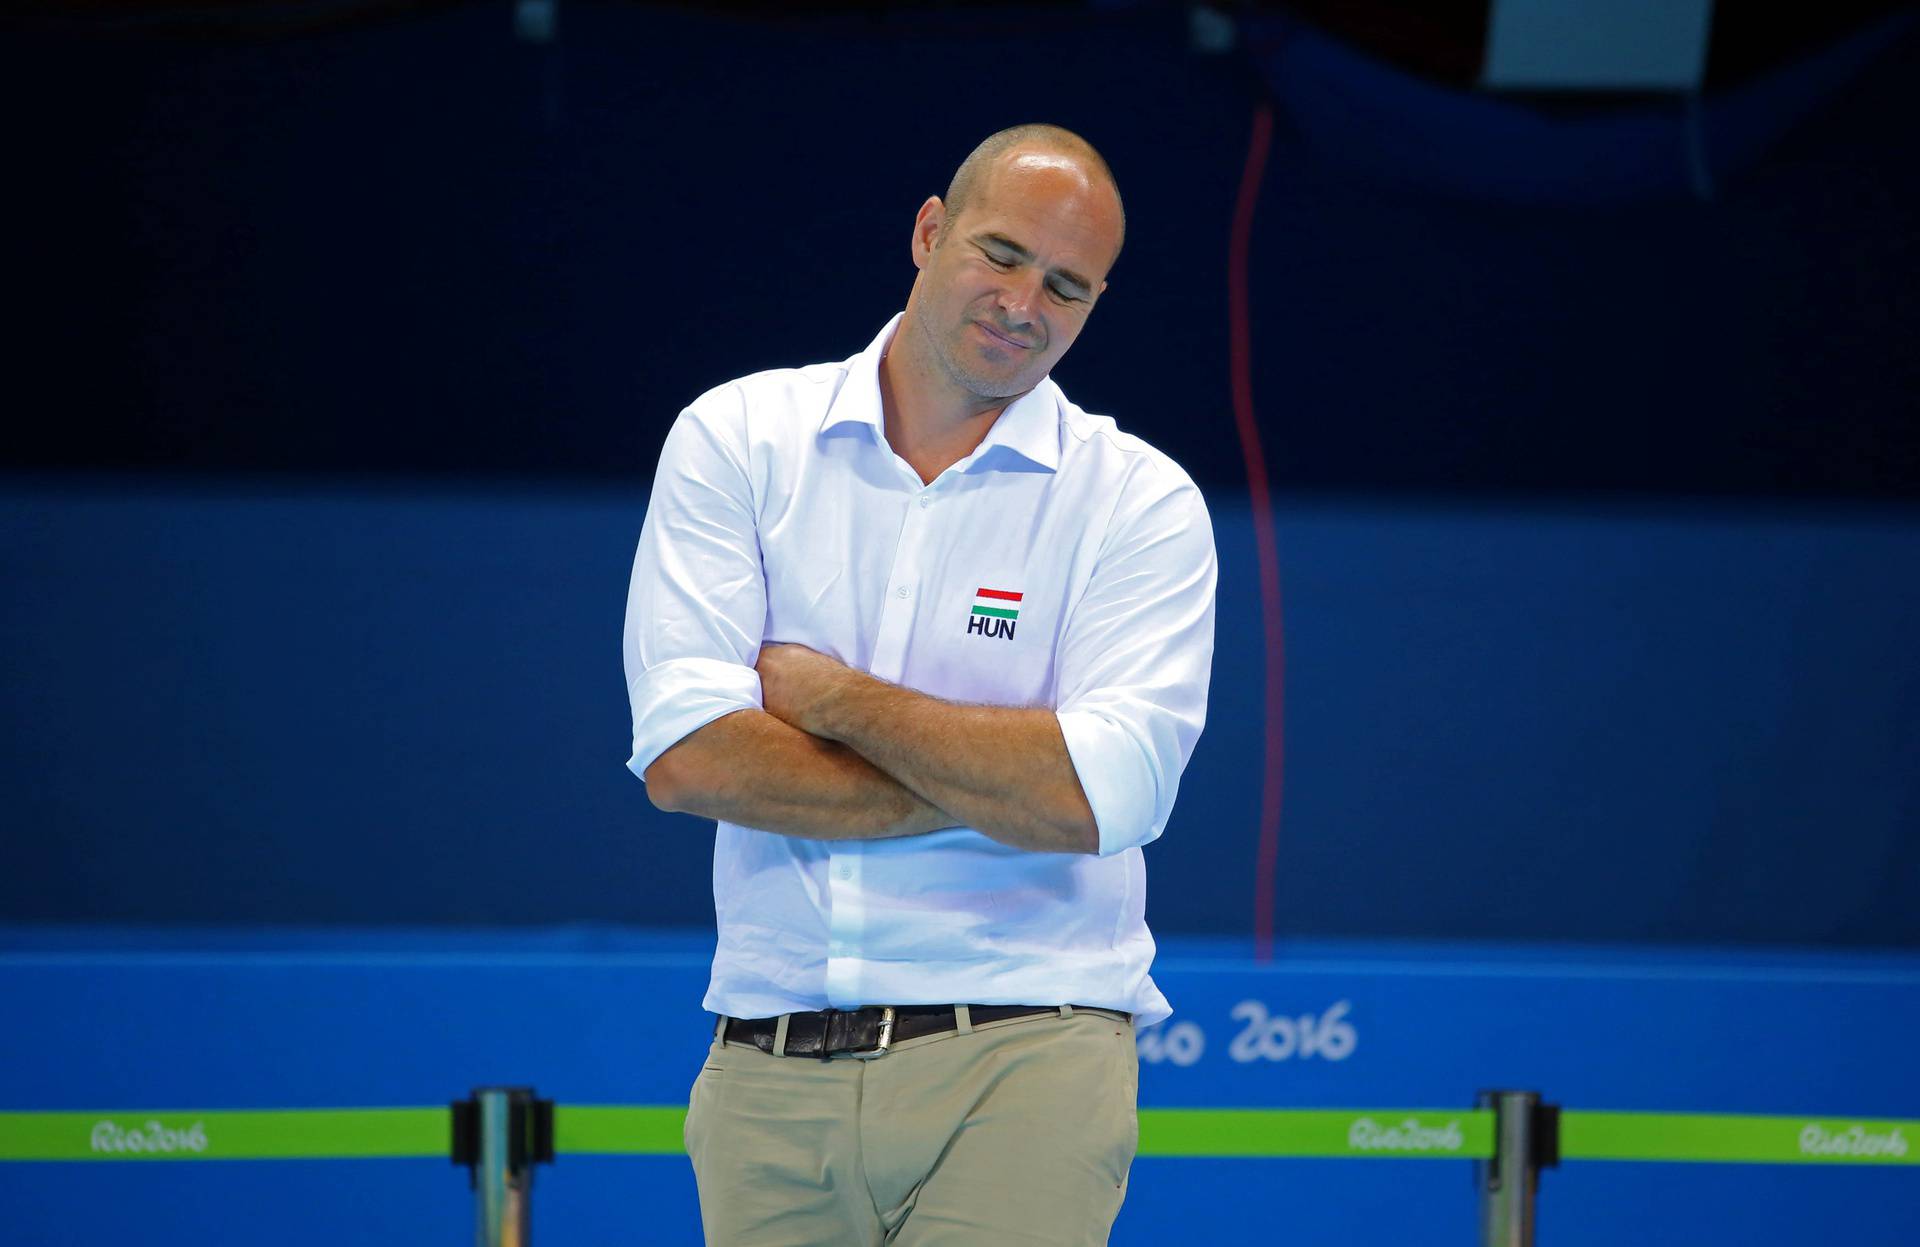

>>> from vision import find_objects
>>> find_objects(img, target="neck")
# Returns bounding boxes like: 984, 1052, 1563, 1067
880, 311, 1018, 484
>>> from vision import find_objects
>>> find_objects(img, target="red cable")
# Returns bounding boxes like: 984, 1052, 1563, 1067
1228, 103, 1284, 962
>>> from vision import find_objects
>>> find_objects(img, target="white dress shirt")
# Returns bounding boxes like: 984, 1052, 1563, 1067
623, 315, 1215, 1026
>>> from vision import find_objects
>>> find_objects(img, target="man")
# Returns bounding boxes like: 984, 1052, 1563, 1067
623, 123, 1216, 1245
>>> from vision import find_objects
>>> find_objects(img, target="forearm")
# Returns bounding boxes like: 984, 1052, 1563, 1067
644, 709, 955, 840
812, 677, 1099, 855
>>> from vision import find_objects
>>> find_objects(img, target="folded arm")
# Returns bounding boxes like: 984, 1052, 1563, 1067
642, 707, 955, 840
758, 645, 1098, 854
624, 394, 958, 841
625, 389, 1215, 858
752, 463, 1216, 858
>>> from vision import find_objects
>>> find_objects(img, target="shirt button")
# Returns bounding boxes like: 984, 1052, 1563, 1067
895, 585, 911, 599
918, 495, 932, 509
835, 865, 852, 881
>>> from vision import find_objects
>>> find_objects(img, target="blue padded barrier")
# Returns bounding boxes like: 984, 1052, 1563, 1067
2, 931, 1915, 1244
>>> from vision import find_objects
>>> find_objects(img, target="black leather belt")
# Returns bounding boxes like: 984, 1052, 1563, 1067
722, 1004, 1108, 1059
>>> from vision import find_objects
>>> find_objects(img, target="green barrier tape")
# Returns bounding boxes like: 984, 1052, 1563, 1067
0, 1109, 447, 1162
553, 1106, 686, 1155
0, 1106, 1491, 1162
548, 1106, 1495, 1159
1561, 1112, 1917, 1165
1137, 1109, 1494, 1159
4, 1106, 1911, 1166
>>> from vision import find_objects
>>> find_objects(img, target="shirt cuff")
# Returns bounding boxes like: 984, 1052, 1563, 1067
1056, 707, 1163, 857
627, 656, 764, 780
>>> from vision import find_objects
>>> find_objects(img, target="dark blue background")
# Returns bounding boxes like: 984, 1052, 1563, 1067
7, 3, 1917, 497
4, 9, 1918, 1243
4, 482, 1916, 942
2, 3, 1917, 945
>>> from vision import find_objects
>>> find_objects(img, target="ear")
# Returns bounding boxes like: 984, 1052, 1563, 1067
910, 196, 946, 271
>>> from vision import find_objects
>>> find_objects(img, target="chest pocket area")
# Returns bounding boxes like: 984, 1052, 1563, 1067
907, 571, 1062, 708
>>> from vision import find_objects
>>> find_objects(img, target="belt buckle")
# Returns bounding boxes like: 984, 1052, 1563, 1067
834, 1006, 896, 1060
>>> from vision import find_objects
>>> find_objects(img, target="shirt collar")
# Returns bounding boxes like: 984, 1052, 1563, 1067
820, 313, 1062, 473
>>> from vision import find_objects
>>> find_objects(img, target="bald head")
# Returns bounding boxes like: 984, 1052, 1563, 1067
941, 124, 1126, 265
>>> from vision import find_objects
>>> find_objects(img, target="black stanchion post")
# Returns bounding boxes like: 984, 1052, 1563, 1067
452, 1087, 555, 1247
1476, 1090, 1560, 1247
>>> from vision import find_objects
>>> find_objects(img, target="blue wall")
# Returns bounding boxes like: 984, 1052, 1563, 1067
4, 936, 1916, 1245
2, 4, 1916, 943
7, 4, 1917, 499
4, 16, 1918, 1236
5, 478, 1916, 943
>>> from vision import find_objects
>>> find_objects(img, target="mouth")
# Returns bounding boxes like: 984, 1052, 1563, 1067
974, 321, 1032, 351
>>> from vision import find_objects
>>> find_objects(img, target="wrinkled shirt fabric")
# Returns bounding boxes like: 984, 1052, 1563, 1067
623, 315, 1216, 1027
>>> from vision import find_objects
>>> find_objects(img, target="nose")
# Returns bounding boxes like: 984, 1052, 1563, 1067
997, 269, 1045, 327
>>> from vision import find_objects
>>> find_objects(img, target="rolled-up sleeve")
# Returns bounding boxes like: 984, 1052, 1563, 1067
623, 388, 769, 780
1055, 471, 1217, 856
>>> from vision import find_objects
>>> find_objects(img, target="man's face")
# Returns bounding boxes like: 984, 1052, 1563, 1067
908, 151, 1122, 403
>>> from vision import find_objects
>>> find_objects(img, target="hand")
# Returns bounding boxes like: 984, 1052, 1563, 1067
755, 643, 857, 737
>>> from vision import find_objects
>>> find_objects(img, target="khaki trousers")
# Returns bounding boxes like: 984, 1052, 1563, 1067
684, 1007, 1139, 1246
